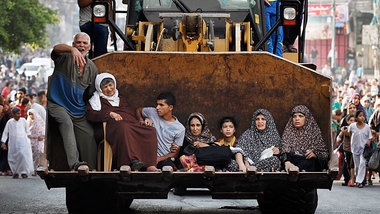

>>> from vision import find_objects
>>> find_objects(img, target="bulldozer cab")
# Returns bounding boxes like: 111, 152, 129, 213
126, 0, 266, 51
101, 0, 306, 61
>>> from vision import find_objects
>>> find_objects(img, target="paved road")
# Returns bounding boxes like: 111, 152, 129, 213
1, 175, 380, 213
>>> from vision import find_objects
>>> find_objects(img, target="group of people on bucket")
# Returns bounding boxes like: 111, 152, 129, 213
36, 32, 329, 174
1, 32, 329, 178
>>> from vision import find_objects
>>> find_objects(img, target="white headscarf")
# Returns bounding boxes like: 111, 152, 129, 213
89, 73, 120, 111
27, 108, 44, 130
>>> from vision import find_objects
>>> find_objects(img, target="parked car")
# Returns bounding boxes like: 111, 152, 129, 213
16, 63, 42, 77
31, 57, 53, 68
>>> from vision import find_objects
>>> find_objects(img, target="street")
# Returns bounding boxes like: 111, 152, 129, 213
1, 176, 380, 213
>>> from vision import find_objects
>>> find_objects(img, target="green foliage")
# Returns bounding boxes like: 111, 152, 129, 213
0, 0, 60, 53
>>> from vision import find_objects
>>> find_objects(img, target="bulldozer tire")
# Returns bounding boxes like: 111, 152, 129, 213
117, 198, 134, 212
66, 183, 133, 213
173, 187, 187, 196
258, 186, 318, 214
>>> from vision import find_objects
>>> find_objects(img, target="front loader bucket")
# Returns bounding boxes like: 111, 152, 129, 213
93, 51, 332, 152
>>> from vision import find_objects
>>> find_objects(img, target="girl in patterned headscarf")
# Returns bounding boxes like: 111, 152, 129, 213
281, 105, 329, 172
227, 109, 281, 172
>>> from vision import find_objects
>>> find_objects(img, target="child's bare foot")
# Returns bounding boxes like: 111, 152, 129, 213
146, 166, 161, 172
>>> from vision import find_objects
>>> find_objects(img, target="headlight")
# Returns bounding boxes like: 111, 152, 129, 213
93, 5, 106, 18
92, 2, 108, 23
283, 7, 296, 20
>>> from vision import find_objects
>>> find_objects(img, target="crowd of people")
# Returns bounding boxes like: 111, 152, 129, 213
331, 48, 380, 188
0, 47, 48, 178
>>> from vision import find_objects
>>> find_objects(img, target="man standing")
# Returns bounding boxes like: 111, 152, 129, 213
37, 90, 47, 109
47, 32, 98, 170
346, 47, 356, 71
310, 46, 318, 65
10, 88, 27, 108
264, 0, 283, 57
283, 0, 304, 53
78, 0, 110, 58
1, 107, 34, 178
136, 92, 185, 169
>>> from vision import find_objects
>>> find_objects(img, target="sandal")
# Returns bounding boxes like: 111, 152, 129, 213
71, 161, 88, 171
21, 174, 28, 179
129, 160, 144, 171
357, 183, 364, 188
348, 181, 355, 187
13, 174, 19, 179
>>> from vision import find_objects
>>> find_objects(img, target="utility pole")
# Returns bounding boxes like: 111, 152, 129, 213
331, 0, 336, 73
376, 0, 380, 79
353, 1, 357, 48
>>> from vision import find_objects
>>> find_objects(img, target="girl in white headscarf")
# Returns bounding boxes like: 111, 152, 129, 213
27, 109, 45, 175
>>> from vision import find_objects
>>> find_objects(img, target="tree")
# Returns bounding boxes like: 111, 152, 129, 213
0, 0, 59, 53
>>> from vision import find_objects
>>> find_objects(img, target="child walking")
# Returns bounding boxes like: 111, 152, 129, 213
0, 107, 33, 178
348, 110, 372, 188
337, 114, 356, 186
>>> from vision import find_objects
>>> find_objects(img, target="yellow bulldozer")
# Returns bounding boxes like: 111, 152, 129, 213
39, 0, 337, 213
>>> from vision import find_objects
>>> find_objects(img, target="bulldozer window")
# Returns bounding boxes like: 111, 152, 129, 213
219, 0, 251, 9
143, 0, 173, 9
142, 0, 251, 10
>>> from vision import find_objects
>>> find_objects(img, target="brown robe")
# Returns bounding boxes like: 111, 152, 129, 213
86, 96, 157, 169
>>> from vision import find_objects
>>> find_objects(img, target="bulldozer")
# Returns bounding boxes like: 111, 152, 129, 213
38, 0, 337, 213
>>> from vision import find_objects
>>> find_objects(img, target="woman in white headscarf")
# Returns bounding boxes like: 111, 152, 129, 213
87, 73, 159, 171
27, 109, 45, 175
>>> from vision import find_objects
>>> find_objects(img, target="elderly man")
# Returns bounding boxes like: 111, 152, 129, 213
47, 32, 98, 170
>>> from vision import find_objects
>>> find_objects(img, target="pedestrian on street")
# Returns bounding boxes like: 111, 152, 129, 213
1, 107, 34, 179
0, 98, 12, 176
346, 47, 356, 71
310, 46, 318, 65
27, 109, 45, 176
348, 110, 372, 188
